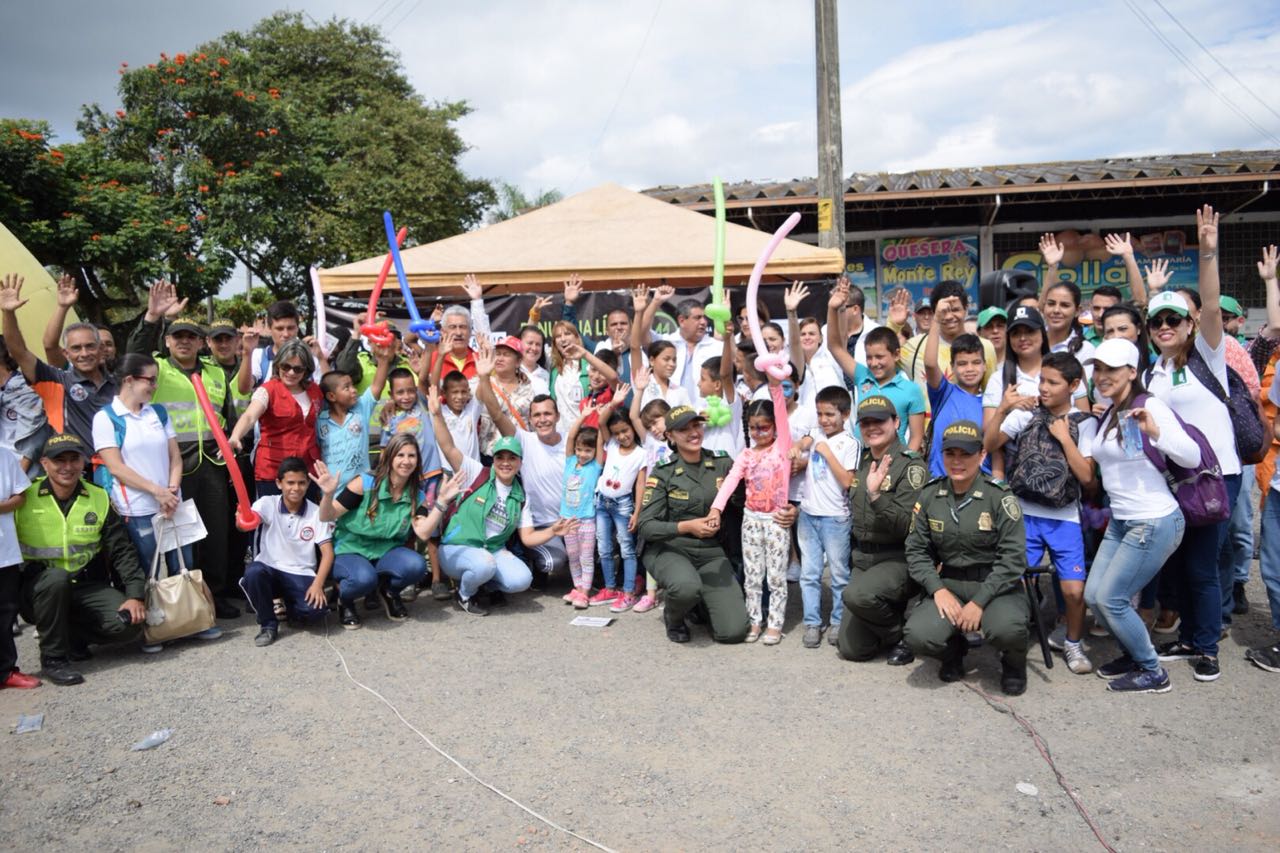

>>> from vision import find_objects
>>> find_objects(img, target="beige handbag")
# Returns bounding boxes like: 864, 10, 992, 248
143, 519, 216, 645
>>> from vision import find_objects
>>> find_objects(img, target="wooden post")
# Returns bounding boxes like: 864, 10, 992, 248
815, 0, 845, 263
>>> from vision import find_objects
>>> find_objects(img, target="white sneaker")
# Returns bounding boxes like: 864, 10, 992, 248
1047, 623, 1067, 651
1064, 641, 1093, 674
787, 560, 801, 583
141, 641, 163, 654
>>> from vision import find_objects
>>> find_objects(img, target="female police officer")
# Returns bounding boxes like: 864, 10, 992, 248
637, 404, 797, 644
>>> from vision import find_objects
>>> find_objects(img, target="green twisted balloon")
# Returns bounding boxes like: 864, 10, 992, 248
705, 177, 731, 334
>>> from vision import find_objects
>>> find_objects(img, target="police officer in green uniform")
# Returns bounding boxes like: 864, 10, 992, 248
17, 434, 146, 686
639, 405, 780, 644
903, 420, 1030, 695
837, 395, 929, 665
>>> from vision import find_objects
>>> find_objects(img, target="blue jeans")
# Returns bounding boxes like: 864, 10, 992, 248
332, 547, 426, 603
438, 545, 532, 600
239, 561, 328, 630
123, 514, 194, 577
1258, 488, 1280, 632
1219, 468, 1254, 623
596, 495, 638, 593
1166, 473, 1241, 653
1085, 511, 1185, 672
798, 511, 852, 628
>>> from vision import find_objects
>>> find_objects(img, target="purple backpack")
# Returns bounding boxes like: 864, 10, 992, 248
1106, 393, 1229, 527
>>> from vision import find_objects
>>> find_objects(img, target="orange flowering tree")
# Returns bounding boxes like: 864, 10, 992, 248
78, 12, 493, 303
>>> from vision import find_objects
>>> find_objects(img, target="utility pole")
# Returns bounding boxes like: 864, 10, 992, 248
815, 0, 845, 261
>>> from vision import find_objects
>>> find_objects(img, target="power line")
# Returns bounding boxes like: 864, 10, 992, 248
385, 0, 427, 37
364, 0, 395, 24
1150, 0, 1280, 127
375, 0, 411, 28
1122, 0, 1280, 146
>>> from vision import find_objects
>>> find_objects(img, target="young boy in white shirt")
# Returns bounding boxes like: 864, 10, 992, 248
798, 386, 860, 648
239, 457, 334, 647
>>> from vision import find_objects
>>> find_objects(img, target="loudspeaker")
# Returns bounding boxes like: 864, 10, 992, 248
978, 270, 1039, 310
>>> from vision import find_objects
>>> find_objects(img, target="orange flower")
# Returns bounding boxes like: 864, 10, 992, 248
272, 170, 282, 177
160, 52, 168, 60
233, 90, 244, 98
209, 70, 219, 79
50, 149, 64, 159
131, 219, 141, 225
267, 128, 278, 135
196, 266, 205, 273
147, 64, 155, 70
218, 57, 230, 66
246, 94, 256, 102
116, 110, 126, 118
120, 62, 128, 68
175, 53, 186, 65
225, 170, 237, 177
91, 234, 101, 241
198, 185, 209, 192
254, 130, 265, 138
176, 224, 190, 233
195, 214, 206, 221
62, 211, 73, 218
184, 111, 194, 119
164, 219, 173, 225
175, 78, 186, 85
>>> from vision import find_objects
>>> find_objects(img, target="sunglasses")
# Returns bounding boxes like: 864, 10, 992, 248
1147, 314, 1187, 330
278, 363, 306, 375
748, 422, 776, 434
131, 374, 158, 386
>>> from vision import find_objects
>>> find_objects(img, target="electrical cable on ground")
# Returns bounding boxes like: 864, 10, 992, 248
322, 617, 617, 853
962, 682, 1117, 853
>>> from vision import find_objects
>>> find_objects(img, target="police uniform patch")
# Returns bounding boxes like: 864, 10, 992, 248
715, 477, 724, 490
1001, 494, 1022, 522
642, 488, 655, 505
978, 511, 992, 531
929, 518, 945, 532
879, 475, 892, 492
69, 384, 89, 402
645, 477, 659, 488
669, 489, 690, 501
84, 512, 98, 525
300, 526, 315, 541
906, 465, 924, 489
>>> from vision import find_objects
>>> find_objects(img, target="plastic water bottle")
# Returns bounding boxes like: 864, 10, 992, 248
1121, 413, 1143, 459
131, 729, 173, 751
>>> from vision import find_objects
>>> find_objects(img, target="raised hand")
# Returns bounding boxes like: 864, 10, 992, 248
461, 273, 483, 301
1259, 245, 1279, 283
372, 340, 396, 364
0, 274, 27, 312
531, 295, 554, 316
55, 274, 79, 308
146, 281, 179, 319
1128, 408, 1160, 439
407, 346, 426, 377
1144, 258, 1171, 293
561, 340, 584, 361
429, 302, 445, 324
1104, 232, 1134, 258
864, 454, 892, 494
1001, 384, 1037, 413
784, 281, 810, 312
309, 460, 340, 495
608, 382, 631, 405
474, 338, 496, 376
1039, 232, 1064, 266
631, 283, 650, 311
829, 275, 850, 310
437, 468, 468, 504
163, 289, 189, 320
1197, 204, 1219, 254
654, 284, 676, 303
563, 272, 583, 305
632, 364, 651, 391
888, 288, 912, 327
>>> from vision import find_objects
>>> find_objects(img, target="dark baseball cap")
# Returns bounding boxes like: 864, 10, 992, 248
167, 320, 206, 337
1007, 305, 1045, 332
207, 320, 237, 338
42, 432, 89, 459
940, 420, 983, 454
665, 405, 705, 432
856, 394, 897, 422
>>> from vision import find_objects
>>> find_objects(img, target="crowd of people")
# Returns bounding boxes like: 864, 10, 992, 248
3, 203, 1280, 700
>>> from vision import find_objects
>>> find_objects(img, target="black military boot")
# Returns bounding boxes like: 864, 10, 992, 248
41, 657, 85, 686
938, 634, 967, 682
1001, 655, 1028, 696
885, 640, 915, 666
665, 611, 691, 644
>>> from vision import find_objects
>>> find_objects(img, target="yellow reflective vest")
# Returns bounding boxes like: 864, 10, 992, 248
15, 478, 110, 573
152, 357, 228, 469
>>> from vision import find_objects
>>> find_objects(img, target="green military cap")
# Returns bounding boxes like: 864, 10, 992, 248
42, 432, 89, 459
856, 394, 896, 422
207, 319, 237, 338
1219, 295, 1243, 318
492, 435, 523, 458
940, 420, 982, 454
167, 320, 206, 336
665, 404, 704, 432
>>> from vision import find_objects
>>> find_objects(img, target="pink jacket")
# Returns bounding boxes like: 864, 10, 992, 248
712, 384, 791, 514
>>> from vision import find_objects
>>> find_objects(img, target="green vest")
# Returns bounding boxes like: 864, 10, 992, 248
15, 478, 110, 573
441, 470, 525, 552
206, 356, 251, 420
335, 474, 416, 559
152, 356, 227, 460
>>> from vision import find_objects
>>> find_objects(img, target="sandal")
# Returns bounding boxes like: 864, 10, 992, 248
762, 628, 784, 646
745, 623, 762, 643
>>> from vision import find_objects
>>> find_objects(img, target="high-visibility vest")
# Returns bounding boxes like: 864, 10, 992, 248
152, 356, 227, 463
14, 478, 110, 573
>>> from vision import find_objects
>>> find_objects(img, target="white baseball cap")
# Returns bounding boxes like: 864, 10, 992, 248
1085, 337, 1140, 369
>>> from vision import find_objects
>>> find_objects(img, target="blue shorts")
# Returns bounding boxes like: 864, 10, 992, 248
1025, 515, 1086, 582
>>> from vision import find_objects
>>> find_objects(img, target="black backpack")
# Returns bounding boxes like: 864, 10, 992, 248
1180, 348, 1266, 465
1007, 408, 1091, 508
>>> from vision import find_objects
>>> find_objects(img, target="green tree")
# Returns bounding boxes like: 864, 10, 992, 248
487, 182, 564, 224
0, 119, 231, 323
79, 11, 493, 303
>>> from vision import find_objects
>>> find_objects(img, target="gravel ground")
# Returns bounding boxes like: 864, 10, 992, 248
3, 572, 1279, 851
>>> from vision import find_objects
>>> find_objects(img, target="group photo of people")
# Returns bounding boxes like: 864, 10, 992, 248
3, 202, 1279, 703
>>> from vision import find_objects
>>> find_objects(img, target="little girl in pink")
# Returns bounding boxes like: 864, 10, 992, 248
709, 375, 791, 644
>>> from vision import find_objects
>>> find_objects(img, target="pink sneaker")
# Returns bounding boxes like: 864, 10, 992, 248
632, 593, 657, 613
562, 590, 576, 604
572, 589, 590, 609
610, 593, 638, 613
588, 588, 620, 607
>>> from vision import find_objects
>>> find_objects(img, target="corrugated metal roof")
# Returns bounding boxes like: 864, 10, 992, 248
643, 149, 1280, 205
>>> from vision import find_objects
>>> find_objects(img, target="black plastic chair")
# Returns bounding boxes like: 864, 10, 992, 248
1023, 564, 1054, 669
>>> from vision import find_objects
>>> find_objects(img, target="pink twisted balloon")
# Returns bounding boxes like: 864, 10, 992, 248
747, 211, 801, 380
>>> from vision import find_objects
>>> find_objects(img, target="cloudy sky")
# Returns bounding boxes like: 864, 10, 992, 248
4, 0, 1280, 200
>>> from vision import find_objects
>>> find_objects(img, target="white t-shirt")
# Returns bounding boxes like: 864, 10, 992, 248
1146, 334, 1241, 476
982, 363, 1087, 408
1051, 336, 1097, 380
553, 364, 585, 434
798, 349, 845, 410
1080, 399, 1201, 520
441, 397, 482, 467
91, 399, 178, 517
787, 405, 818, 502
0, 447, 31, 568
251, 385, 312, 417
250, 496, 333, 576
640, 382, 692, 411
801, 430, 860, 517
598, 439, 649, 499
1000, 408, 1082, 523
701, 393, 744, 456
456, 455, 533, 537
516, 428, 566, 526
643, 433, 672, 471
